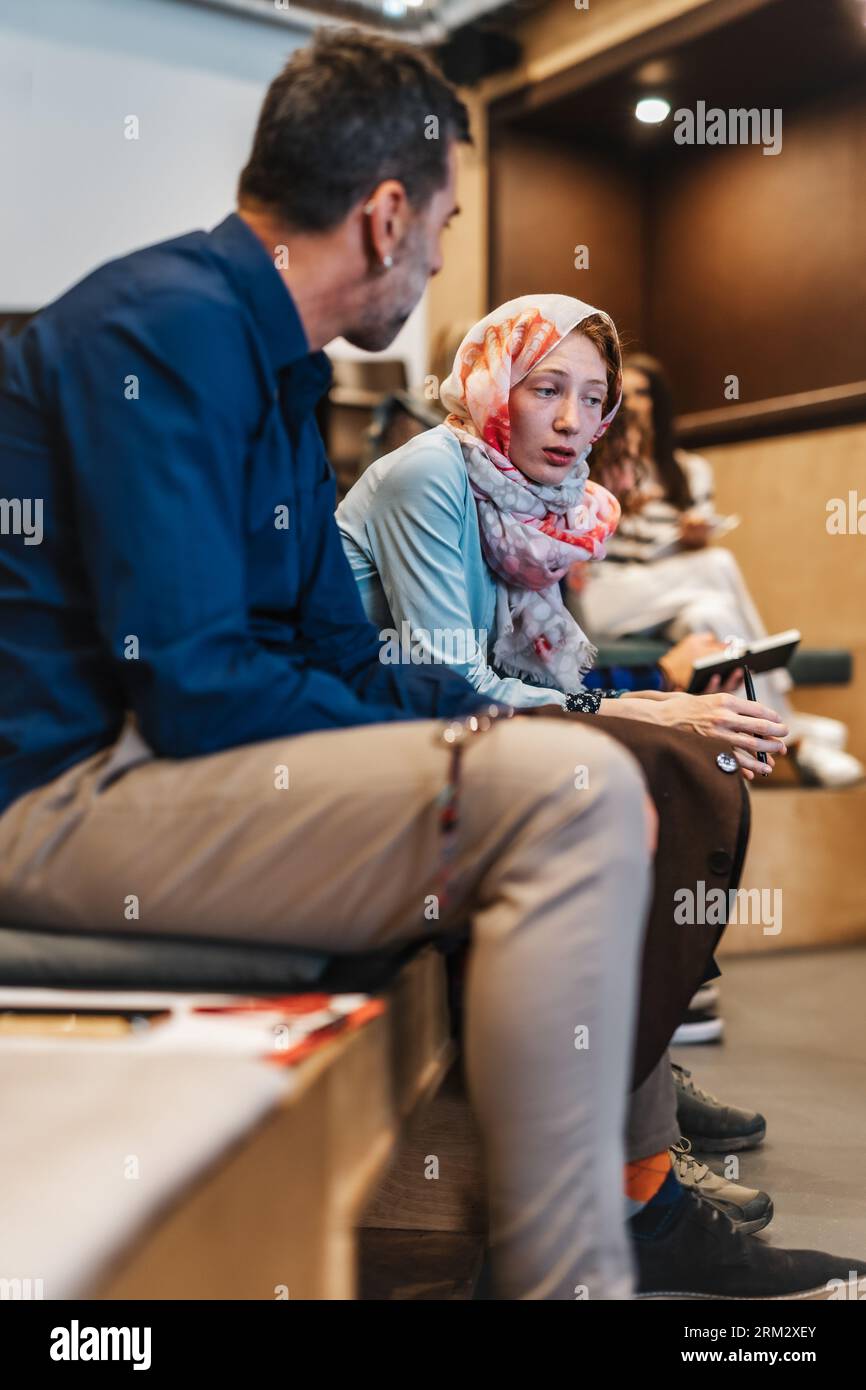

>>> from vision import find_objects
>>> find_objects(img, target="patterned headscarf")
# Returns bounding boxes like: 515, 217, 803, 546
440, 294, 622, 691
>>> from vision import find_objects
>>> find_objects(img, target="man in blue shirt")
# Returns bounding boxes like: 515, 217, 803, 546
0, 203, 486, 808
0, 102, 483, 814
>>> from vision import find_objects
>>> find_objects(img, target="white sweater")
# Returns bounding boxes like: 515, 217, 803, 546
601, 451, 715, 565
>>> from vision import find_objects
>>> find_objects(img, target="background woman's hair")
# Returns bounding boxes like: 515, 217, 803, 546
238, 29, 471, 232
575, 313, 622, 417
623, 352, 694, 510
588, 403, 644, 515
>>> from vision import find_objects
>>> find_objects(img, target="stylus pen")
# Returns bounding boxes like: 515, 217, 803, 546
742, 664, 769, 765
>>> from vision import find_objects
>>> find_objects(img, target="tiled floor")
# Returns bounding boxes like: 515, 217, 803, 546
675, 946, 866, 1258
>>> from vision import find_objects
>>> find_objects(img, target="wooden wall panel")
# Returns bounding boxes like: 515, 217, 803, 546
489, 87, 866, 420
648, 89, 866, 415
488, 129, 645, 342
706, 421, 866, 760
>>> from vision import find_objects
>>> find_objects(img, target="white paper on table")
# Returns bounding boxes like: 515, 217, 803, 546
0, 987, 372, 1059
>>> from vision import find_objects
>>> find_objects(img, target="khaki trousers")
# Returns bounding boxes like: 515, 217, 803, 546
0, 714, 653, 1300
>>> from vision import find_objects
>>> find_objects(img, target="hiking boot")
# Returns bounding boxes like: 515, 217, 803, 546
671, 1139, 772, 1234
673, 1062, 766, 1152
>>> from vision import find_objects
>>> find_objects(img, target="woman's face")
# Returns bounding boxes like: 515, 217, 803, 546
508, 332, 608, 487
622, 367, 653, 432
625, 422, 644, 463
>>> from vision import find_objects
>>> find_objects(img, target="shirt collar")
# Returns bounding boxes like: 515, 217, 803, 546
208, 212, 333, 401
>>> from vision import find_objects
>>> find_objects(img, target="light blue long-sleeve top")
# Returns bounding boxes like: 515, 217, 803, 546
336, 424, 567, 709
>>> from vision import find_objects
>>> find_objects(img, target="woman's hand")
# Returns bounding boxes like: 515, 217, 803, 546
731, 747, 777, 781
598, 691, 788, 780
658, 631, 730, 692
678, 513, 712, 550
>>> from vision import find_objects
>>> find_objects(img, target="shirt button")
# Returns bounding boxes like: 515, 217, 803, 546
716, 751, 738, 774
709, 849, 733, 875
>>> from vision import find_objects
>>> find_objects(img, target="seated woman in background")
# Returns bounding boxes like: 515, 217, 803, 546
337, 294, 785, 779
579, 353, 863, 788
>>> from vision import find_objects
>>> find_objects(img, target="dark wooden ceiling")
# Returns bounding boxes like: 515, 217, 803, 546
494, 0, 866, 158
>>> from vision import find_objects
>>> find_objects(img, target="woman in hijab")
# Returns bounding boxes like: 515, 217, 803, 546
337, 296, 814, 1295
337, 295, 786, 780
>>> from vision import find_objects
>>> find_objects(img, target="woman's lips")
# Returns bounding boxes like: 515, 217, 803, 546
542, 447, 576, 464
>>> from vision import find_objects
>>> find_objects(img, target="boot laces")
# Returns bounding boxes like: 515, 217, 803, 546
672, 1062, 720, 1107
671, 1137, 709, 1182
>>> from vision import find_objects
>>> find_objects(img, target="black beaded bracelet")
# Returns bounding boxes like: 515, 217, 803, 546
564, 691, 603, 715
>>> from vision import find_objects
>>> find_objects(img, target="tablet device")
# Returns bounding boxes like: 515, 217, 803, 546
687, 629, 801, 695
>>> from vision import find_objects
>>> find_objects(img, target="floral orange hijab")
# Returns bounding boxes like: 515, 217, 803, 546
440, 294, 622, 691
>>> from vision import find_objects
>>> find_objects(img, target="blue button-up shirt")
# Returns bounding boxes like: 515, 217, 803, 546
0, 213, 486, 814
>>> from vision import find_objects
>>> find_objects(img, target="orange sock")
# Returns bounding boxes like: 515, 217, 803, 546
625, 1149, 672, 1217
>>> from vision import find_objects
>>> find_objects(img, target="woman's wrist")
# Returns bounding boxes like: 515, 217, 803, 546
596, 695, 662, 722
619, 689, 672, 701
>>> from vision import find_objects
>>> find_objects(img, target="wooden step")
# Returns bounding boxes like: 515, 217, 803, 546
719, 783, 866, 955
91, 948, 453, 1300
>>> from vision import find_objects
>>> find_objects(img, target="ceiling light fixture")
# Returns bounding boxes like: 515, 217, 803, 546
635, 97, 671, 124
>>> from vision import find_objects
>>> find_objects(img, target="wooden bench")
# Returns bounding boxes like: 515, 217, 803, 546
0, 929, 454, 1300
719, 782, 866, 956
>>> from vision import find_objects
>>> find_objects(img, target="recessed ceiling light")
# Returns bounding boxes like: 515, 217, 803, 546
635, 97, 671, 124
636, 60, 674, 85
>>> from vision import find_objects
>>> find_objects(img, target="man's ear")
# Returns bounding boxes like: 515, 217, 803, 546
362, 179, 410, 268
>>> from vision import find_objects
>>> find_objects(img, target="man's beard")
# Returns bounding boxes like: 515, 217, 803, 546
345, 244, 428, 352
345, 304, 413, 353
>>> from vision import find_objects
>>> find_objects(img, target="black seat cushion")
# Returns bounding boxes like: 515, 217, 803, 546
592, 639, 852, 687
0, 922, 421, 994
788, 649, 852, 686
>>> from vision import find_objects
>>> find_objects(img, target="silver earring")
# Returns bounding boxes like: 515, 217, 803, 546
365, 203, 392, 269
